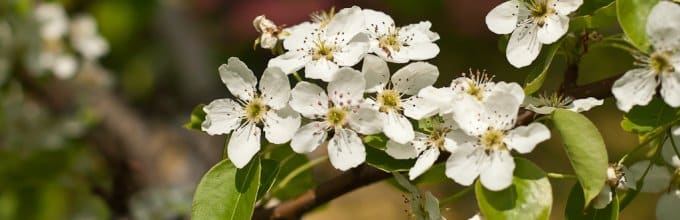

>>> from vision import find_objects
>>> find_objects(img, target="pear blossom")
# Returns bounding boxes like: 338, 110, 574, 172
268, 6, 369, 82
593, 163, 627, 209
35, 3, 68, 40
253, 15, 287, 49
361, 9, 440, 63
524, 94, 603, 114
202, 57, 301, 168
486, 0, 583, 67
289, 68, 382, 171
361, 54, 439, 144
386, 117, 457, 180
35, 3, 78, 79
70, 15, 109, 60
446, 81, 551, 191
612, 1, 680, 112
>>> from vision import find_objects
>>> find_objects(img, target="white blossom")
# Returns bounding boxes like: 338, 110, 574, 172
70, 15, 109, 60
593, 164, 627, 209
289, 68, 381, 171
202, 57, 301, 168
446, 81, 551, 191
524, 95, 603, 114
362, 9, 440, 63
361, 54, 439, 144
386, 117, 457, 180
35, 3, 69, 40
612, 1, 680, 112
486, 0, 583, 67
253, 15, 287, 49
268, 6, 369, 82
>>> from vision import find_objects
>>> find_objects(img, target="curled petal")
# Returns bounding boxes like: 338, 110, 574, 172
566, 97, 603, 112
409, 148, 440, 180
220, 57, 258, 100
504, 122, 551, 154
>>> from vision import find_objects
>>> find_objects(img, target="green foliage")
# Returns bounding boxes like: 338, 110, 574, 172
365, 145, 415, 172
191, 158, 261, 220
184, 104, 206, 131
570, 2, 618, 30
475, 158, 552, 220
621, 98, 679, 134
565, 183, 619, 220
363, 134, 389, 150
393, 173, 442, 220
523, 42, 562, 95
413, 162, 447, 185
266, 145, 315, 200
257, 159, 280, 200
616, 0, 660, 52
552, 109, 608, 207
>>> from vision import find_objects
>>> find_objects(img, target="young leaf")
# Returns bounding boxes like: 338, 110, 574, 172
257, 159, 280, 200
267, 145, 315, 200
413, 162, 447, 185
184, 104, 206, 131
616, 0, 659, 52
366, 145, 415, 172
552, 109, 608, 207
363, 134, 389, 150
191, 158, 261, 220
523, 42, 561, 95
565, 183, 620, 220
475, 158, 552, 220
393, 173, 442, 220
620, 98, 678, 134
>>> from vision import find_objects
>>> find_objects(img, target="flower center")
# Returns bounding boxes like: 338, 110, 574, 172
312, 40, 336, 61
466, 81, 484, 101
377, 89, 402, 112
480, 128, 506, 154
538, 92, 573, 108
428, 127, 451, 150
245, 97, 268, 123
650, 51, 675, 74
379, 30, 401, 54
528, 1, 555, 27
326, 106, 348, 126
310, 7, 335, 28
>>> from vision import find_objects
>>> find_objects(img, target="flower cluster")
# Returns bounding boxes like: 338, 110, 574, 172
196, 6, 579, 191
34, 3, 109, 79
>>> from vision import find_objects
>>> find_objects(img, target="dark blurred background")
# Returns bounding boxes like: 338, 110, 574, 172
0, 0, 656, 219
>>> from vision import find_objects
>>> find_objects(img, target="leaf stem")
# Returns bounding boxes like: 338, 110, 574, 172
547, 172, 577, 179
276, 155, 328, 189
438, 186, 473, 207
292, 71, 303, 82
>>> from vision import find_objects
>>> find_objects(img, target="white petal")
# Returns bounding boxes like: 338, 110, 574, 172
445, 129, 477, 153
52, 54, 78, 79
268, 51, 308, 74
282, 22, 316, 50
400, 21, 440, 43
409, 148, 440, 180
675, 127, 680, 136
263, 106, 300, 144
305, 59, 340, 82
661, 71, 680, 107
327, 128, 366, 171
479, 150, 515, 191
391, 62, 439, 95
334, 34, 370, 67
446, 143, 483, 186
627, 160, 671, 193
662, 130, 680, 168
219, 57, 258, 100
526, 105, 556, 114
552, 0, 583, 15
362, 9, 395, 37
382, 111, 415, 144
259, 67, 291, 109
485, 0, 522, 34
290, 121, 328, 153
506, 23, 542, 68
289, 82, 329, 119
647, 1, 680, 51
504, 122, 551, 154
201, 99, 244, 135
326, 6, 365, 44
566, 97, 604, 112
536, 15, 569, 44
348, 107, 383, 135
611, 68, 658, 112
403, 86, 457, 119
227, 122, 261, 168
361, 54, 390, 93
450, 95, 489, 136
656, 190, 680, 220
386, 132, 428, 159
484, 82, 524, 130
328, 68, 366, 107
403, 43, 440, 61
592, 185, 613, 209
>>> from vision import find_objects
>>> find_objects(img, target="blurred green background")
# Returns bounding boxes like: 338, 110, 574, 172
0, 0, 657, 219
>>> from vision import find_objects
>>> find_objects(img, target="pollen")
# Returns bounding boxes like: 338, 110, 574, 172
480, 128, 506, 154
245, 97, 268, 123
528, 0, 555, 27
428, 127, 451, 150
377, 89, 402, 112
312, 40, 336, 61
649, 51, 675, 74
378, 28, 402, 57
326, 106, 348, 126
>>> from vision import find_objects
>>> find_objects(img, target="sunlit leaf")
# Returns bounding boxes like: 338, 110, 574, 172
257, 159, 279, 200
184, 104, 206, 131
620, 98, 679, 134
366, 145, 415, 172
565, 183, 619, 220
523, 42, 561, 95
616, 0, 659, 52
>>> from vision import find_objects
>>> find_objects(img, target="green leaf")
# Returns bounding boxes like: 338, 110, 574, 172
363, 134, 389, 150
267, 146, 315, 200
552, 109, 608, 207
620, 97, 679, 134
523, 42, 561, 95
570, 2, 617, 30
191, 158, 261, 220
413, 163, 447, 185
365, 145, 415, 172
616, 0, 659, 52
184, 104, 206, 131
393, 173, 441, 220
576, 0, 615, 15
476, 158, 552, 220
257, 159, 279, 200
424, 192, 442, 220
565, 183, 619, 220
